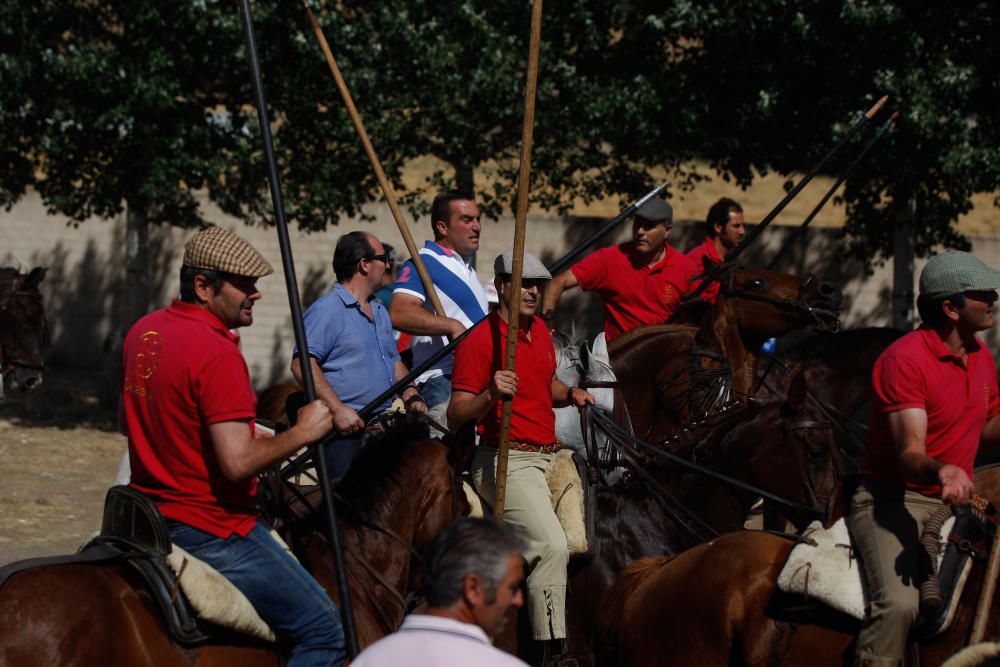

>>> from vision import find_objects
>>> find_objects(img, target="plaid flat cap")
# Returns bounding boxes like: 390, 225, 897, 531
183, 226, 273, 278
494, 249, 551, 280
919, 251, 1000, 299
635, 196, 673, 224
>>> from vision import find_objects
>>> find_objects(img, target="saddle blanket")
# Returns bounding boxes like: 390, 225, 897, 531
464, 448, 588, 555
776, 517, 953, 620
164, 533, 294, 642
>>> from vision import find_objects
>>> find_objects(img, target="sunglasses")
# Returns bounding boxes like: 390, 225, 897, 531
365, 253, 390, 264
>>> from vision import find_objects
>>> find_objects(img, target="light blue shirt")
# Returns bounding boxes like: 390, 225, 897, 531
297, 283, 399, 412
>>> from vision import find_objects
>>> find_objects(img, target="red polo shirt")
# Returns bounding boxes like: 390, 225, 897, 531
861, 326, 999, 497
123, 300, 259, 538
571, 242, 696, 341
451, 312, 557, 446
687, 237, 722, 304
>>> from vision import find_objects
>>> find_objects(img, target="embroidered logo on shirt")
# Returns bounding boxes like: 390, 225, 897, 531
125, 330, 162, 398
661, 284, 675, 305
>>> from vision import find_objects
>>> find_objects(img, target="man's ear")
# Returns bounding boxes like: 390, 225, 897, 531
192, 274, 214, 303
462, 573, 485, 607
942, 299, 962, 322
434, 219, 448, 239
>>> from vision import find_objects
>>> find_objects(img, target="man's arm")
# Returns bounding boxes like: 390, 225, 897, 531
447, 370, 517, 430
209, 399, 333, 482
889, 407, 974, 504
540, 270, 578, 321
389, 293, 465, 338
291, 356, 364, 435
551, 377, 596, 409
395, 359, 427, 414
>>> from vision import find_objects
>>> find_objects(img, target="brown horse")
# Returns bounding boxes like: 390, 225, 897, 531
605, 264, 842, 444
0, 267, 48, 394
557, 371, 843, 666
0, 420, 472, 666
596, 465, 1000, 666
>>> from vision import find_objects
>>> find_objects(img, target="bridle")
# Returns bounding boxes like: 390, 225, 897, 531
0, 276, 48, 377
719, 266, 842, 332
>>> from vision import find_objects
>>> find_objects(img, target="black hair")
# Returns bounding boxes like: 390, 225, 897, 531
179, 266, 225, 302
916, 293, 966, 327
431, 189, 476, 240
705, 198, 743, 239
332, 231, 376, 282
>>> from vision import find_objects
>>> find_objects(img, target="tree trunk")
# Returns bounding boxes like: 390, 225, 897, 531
892, 198, 915, 330
100, 203, 150, 410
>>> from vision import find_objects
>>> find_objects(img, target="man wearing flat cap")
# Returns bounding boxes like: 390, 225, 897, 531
541, 196, 697, 341
849, 251, 1000, 667
449, 250, 595, 665
122, 226, 346, 666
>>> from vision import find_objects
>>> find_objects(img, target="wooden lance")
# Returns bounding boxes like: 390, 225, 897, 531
303, 1, 447, 320
495, 0, 543, 519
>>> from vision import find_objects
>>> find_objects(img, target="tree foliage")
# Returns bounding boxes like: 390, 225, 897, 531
1, 1, 998, 262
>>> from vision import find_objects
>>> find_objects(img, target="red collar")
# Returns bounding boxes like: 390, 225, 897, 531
494, 311, 539, 341
917, 324, 980, 366
166, 300, 241, 345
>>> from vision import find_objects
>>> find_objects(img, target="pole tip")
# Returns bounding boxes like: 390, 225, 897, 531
865, 95, 889, 119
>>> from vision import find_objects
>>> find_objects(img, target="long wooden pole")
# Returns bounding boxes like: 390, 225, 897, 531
970, 522, 1000, 642
302, 2, 447, 320
237, 0, 359, 656
494, 0, 543, 519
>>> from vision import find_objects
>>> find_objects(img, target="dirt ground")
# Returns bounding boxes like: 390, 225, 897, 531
0, 369, 126, 564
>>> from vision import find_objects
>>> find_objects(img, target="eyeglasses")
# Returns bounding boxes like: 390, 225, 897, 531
365, 253, 390, 264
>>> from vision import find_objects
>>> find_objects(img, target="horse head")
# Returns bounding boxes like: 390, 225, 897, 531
709, 261, 842, 349
0, 267, 48, 392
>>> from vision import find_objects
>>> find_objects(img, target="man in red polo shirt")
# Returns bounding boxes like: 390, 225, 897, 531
449, 250, 595, 665
541, 197, 697, 342
848, 251, 1000, 667
687, 197, 746, 303
122, 226, 345, 667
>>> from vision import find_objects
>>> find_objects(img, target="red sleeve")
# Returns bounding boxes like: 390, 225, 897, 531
196, 348, 257, 424
451, 326, 493, 395
872, 350, 927, 414
570, 248, 609, 291
986, 356, 1000, 419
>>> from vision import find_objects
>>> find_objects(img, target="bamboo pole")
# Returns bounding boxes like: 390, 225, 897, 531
494, 0, 543, 519
303, 1, 447, 320
970, 522, 1000, 643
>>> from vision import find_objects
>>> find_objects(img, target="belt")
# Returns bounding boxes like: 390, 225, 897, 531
482, 439, 562, 454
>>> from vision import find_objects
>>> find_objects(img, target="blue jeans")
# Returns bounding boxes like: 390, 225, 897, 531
323, 436, 363, 481
417, 374, 452, 409
169, 520, 345, 667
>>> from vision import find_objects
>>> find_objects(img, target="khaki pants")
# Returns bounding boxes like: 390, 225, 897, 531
848, 479, 945, 667
472, 446, 568, 641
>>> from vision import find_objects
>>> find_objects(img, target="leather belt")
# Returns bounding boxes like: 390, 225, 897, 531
482, 439, 562, 454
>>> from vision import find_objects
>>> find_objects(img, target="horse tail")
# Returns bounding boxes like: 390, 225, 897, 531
594, 555, 675, 665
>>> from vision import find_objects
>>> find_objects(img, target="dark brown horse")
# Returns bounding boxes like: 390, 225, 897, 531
0, 420, 472, 666
558, 371, 843, 666
0, 267, 48, 394
596, 465, 1000, 666
605, 264, 842, 444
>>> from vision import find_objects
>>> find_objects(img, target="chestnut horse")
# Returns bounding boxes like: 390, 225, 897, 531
0, 421, 472, 666
596, 464, 1000, 667
558, 371, 843, 666
0, 267, 48, 394
605, 264, 842, 444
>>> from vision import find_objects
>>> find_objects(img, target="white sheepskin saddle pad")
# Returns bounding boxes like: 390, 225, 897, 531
165, 533, 296, 642
463, 449, 588, 556
776, 517, 953, 620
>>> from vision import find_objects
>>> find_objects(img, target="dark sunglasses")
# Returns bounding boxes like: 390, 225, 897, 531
365, 253, 390, 264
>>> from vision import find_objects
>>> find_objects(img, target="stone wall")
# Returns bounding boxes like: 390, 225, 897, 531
3, 190, 998, 388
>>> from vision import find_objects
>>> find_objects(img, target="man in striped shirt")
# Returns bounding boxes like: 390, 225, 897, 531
390, 190, 489, 426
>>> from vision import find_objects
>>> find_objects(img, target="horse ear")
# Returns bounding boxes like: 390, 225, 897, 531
701, 256, 719, 274
444, 420, 477, 474
786, 369, 808, 414
24, 267, 47, 289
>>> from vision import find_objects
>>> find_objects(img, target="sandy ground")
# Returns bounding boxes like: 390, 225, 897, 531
0, 370, 126, 565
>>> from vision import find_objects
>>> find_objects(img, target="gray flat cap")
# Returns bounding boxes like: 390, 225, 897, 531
635, 196, 673, 224
494, 249, 551, 280
919, 251, 1000, 299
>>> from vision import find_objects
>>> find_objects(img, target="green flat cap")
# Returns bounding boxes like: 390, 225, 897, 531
183, 226, 273, 278
919, 251, 1000, 299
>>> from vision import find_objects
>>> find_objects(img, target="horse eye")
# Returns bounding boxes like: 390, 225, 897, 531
747, 278, 766, 290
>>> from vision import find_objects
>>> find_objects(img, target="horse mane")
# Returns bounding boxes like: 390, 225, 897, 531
595, 555, 674, 661
332, 419, 440, 528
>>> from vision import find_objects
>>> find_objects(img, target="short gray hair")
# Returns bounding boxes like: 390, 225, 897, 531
422, 518, 524, 607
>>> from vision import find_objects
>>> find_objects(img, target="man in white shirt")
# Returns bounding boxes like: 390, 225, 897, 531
351, 518, 528, 667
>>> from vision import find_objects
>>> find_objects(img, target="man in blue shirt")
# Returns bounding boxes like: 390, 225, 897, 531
292, 231, 427, 479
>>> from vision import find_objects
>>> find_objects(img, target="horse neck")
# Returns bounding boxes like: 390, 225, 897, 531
698, 296, 757, 398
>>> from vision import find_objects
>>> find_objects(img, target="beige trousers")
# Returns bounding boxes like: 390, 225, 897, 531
848, 479, 945, 667
471, 446, 569, 641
